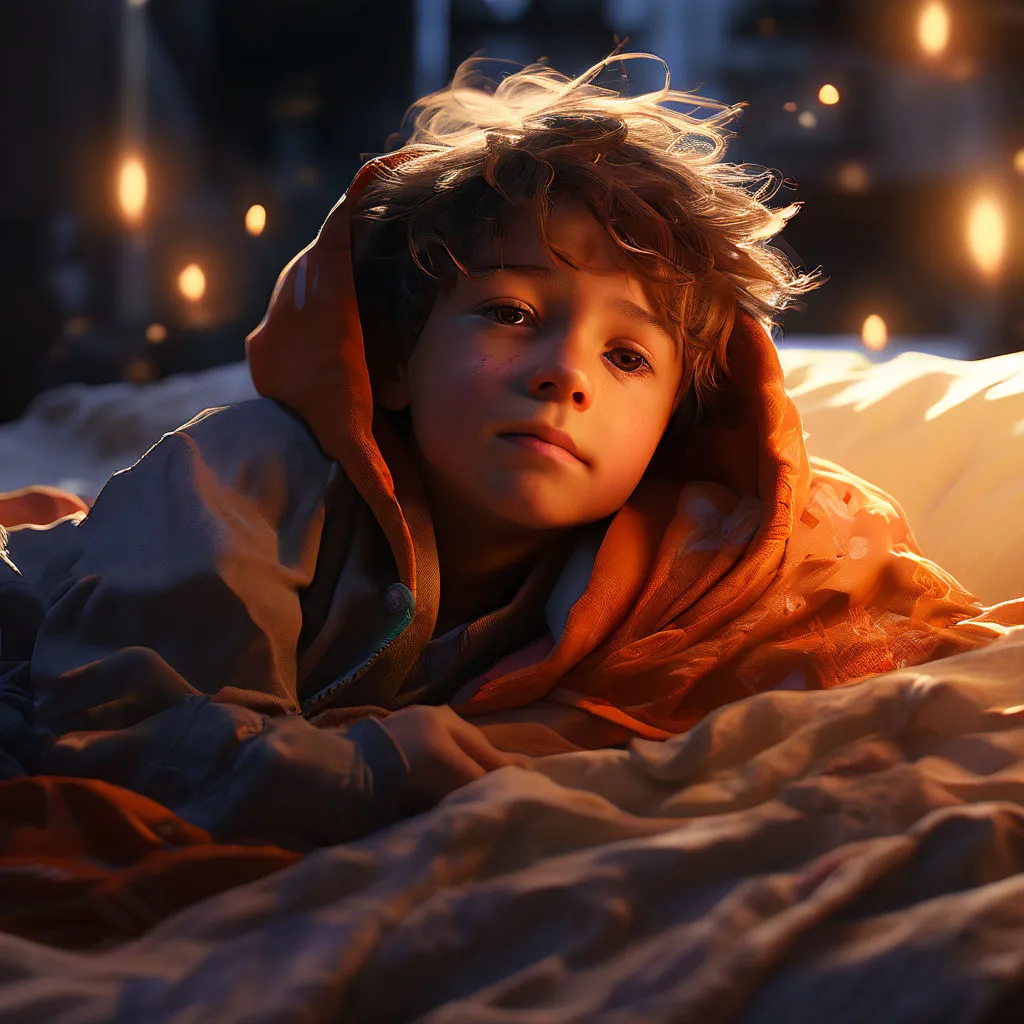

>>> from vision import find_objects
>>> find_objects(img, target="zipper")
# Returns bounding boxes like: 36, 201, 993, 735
300, 583, 414, 717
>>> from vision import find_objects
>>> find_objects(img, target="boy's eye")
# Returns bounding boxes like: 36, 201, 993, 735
609, 349, 652, 375
479, 301, 653, 377
481, 302, 534, 328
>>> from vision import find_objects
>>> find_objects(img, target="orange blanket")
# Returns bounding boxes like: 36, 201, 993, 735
0, 775, 296, 948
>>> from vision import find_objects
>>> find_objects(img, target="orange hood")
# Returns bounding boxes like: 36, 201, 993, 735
247, 152, 1021, 740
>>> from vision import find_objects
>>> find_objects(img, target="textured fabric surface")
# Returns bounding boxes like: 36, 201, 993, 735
0, 633, 1023, 1020
778, 345, 1024, 606
0, 775, 297, 949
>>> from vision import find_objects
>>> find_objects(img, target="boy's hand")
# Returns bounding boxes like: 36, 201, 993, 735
379, 704, 534, 813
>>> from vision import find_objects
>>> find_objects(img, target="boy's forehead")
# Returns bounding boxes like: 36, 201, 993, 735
470, 214, 547, 265
471, 203, 622, 274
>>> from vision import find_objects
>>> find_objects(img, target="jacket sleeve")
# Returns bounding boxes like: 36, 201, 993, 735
20, 399, 409, 850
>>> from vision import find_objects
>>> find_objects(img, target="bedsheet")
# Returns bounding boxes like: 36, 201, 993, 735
2, 629, 1024, 1021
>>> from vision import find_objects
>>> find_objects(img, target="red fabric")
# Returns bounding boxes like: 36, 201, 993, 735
0, 776, 298, 948
0, 485, 89, 530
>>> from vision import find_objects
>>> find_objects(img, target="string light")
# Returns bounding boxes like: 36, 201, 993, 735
178, 264, 207, 302
818, 84, 840, 105
117, 155, 147, 225
861, 315, 889, 352
245, 204, 267, 236
124, 357, 156, 383
917, 2, 950, 57
966, 195, 1006, 281
837, 163, 870, 193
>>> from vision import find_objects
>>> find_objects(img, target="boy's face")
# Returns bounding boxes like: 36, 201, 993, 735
376, 201, 686, 532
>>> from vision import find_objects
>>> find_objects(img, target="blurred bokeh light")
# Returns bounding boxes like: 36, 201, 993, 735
861, 314, 889, 352
245, 204, 267, 237
966, 195, 1007, 281
917, 2, 951, 58
117, 156, 147, 226
177, 264, 206, 303
145, 322, 167, 344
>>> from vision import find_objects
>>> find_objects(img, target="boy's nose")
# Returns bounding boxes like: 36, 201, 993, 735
523, 330, 595, 408
526, 360, 592, 408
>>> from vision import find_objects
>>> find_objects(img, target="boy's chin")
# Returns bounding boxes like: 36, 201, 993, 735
482, 498, 591, 534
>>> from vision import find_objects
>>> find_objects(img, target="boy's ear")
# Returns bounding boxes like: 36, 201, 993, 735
373, 358, 412, 411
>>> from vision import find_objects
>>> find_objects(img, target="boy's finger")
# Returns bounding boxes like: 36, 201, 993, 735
452, 721, 533, 771
438, 742, 489, 788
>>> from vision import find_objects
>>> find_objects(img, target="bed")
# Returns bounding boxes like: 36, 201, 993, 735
0, 345, 1023, 1022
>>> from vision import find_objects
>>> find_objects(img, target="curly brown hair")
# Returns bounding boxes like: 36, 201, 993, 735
352, 51, 820, 434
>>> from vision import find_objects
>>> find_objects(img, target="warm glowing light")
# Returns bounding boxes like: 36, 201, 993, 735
178, 264, 207, 302
798, 111, 818, 129
245, 204, 267, 237
118, 155, 147, 225
1013, 148, 1024, 176
127, 0, 149, 7
837, 162, 870, 193
818, 84, 840, 105
966, 195, 1007, 280
145, 322, 167, 344
918, 2, 950, 57
948, 58, 975, 81
861, 315, 889, 352
63, 316, 90, 337
783, 101, 798, 113
125, 357, 156, 383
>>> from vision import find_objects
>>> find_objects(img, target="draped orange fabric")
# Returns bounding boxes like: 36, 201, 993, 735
245, 152, 1024, 742
0, 485, 88, 531
0, 776, 297, 948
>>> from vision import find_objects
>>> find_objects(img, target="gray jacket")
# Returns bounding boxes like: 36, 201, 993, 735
3, 399, 416, 850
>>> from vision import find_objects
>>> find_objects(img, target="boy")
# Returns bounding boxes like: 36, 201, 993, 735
3, 53, 1020, 851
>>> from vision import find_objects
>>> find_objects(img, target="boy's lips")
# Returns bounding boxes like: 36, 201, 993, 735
497, 423, 587, 464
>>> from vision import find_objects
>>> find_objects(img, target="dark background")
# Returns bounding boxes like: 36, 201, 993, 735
1, 0, 1021, 422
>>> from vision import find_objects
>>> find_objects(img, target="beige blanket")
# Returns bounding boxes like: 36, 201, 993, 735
2, 629, 1024, 1021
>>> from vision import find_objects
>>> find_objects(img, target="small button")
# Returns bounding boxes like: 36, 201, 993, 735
384, 583, 410, 614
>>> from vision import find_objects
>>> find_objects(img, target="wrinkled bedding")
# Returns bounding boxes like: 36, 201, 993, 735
3, 630, 1024, 1022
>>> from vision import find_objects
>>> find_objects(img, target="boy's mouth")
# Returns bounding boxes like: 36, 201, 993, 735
498, 427, 587, 466
498, 423, 584, 460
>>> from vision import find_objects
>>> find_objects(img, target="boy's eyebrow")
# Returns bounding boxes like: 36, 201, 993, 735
474, 264, 680, 355
607, 298, 679, 355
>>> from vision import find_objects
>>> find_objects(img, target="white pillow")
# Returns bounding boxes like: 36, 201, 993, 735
0, 363, 257, 500
779, 346, 1024, 606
